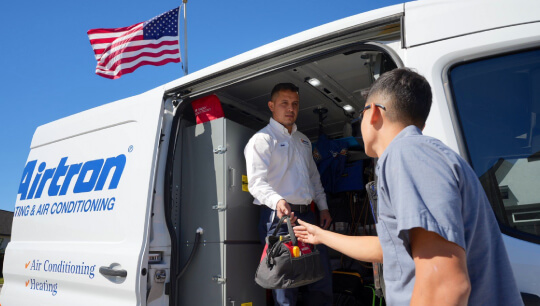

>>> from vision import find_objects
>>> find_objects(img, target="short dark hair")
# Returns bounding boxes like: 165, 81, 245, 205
367, 68, 432, 128
270, 83, 299, 101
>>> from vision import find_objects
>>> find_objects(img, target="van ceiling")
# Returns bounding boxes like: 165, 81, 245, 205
211, 48, 396, 140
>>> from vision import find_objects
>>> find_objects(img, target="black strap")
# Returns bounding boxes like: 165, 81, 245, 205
265, 215, 319, 267
272, 215, 297, 246
365, 180, 386, 299
366, 181, 378, 223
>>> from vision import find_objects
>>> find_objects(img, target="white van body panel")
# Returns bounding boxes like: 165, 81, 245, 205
1, 87, 165, 305
405, 0, 540, 47
161, 4, 403, 93
2, 0, 540, 304
404, 18, 540, 297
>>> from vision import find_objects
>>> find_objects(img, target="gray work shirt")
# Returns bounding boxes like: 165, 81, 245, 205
375, 126, 522, 306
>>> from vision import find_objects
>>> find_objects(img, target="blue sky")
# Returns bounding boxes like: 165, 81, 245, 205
0, 0, 405, 212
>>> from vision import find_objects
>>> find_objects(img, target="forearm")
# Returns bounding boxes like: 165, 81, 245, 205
248, 178, 282, 209
317, 230, 383, 263
410, 228, 471, 305
410, 276, 470, 306
245, 134, 283, 209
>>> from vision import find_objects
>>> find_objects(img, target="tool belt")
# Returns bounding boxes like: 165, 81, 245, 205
288, 203, 310, 213
255, 216, 324, 289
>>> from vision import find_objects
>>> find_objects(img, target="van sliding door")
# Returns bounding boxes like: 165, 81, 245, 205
1, 87, 165, 306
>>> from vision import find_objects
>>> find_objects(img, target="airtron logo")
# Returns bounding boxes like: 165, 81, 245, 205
18, 154, 126, 201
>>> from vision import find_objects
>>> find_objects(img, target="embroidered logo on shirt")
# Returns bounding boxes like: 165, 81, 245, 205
300, 139, 310, 146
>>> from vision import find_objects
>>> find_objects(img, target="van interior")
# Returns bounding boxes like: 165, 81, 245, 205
167, 43, 399, 305
186, 45, 398, 140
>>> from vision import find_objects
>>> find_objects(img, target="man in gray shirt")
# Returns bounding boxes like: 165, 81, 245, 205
294, 68, 522, 305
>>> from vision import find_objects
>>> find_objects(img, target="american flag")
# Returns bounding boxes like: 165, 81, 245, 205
87, 7, 181, 79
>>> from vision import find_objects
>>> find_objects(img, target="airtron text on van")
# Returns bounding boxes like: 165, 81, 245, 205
13, 197, 116, 217
17, 154, 127, 201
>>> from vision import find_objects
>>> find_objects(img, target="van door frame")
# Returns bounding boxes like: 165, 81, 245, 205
163, 20, 405, 306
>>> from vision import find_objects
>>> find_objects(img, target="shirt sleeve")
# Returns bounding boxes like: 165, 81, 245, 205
244, 133, 283, 210
383, 142, 466, 251
307, 140, 328, 211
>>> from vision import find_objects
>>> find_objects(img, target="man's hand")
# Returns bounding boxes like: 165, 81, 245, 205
276, 199, 296, 223
319, 209, 332, 229
293, 219, 322, 245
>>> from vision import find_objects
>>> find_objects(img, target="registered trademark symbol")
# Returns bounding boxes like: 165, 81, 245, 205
128, 145, 134, 152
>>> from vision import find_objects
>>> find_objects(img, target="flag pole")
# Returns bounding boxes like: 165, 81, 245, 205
182, 0, 189, 75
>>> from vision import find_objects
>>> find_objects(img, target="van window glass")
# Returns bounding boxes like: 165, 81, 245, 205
450, 49, 540, 239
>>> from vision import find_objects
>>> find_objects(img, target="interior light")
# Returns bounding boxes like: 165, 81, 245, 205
306, 77, 321, 87
343, 104, 355, 112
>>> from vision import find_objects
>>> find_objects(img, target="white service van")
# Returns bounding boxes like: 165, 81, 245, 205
2, 0, 540, 305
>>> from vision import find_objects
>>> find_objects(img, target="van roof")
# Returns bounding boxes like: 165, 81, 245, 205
163, 0, 540, 94
162, 3, 404, 94
404, 0, 540, 48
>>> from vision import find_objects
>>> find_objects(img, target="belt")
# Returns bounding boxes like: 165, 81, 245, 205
288, 203, 310, 213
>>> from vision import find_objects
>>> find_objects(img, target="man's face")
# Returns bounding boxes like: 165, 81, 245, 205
268, 90, 299, 131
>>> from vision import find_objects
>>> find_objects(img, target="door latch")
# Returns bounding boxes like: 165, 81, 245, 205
212, 275, 226, 284
212, 202, 227, 211
213, 145, 227, 154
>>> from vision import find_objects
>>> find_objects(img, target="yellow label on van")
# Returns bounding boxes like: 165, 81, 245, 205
242, 175, 249, 192
241, 303, 253, 306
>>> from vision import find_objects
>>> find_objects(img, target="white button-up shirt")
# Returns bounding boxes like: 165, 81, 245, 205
244, 118, 328, 211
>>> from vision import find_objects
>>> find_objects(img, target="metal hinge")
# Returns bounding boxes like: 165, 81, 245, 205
212, 202, 227, 211
213, 145, 227, 154
212, 275, 226, 284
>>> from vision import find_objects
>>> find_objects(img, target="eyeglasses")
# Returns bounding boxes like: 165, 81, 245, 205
360, 104, 386, 122
360, 103, 386, 121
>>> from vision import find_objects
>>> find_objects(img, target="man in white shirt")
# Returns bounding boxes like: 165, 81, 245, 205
244, 83, 333, 305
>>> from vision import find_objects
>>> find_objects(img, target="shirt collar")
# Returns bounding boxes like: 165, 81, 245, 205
269, 117, 297, 135
393, 125, 422, 142
379, 125, 422, 161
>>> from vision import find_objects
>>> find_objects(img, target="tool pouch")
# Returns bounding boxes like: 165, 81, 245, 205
255, 216, 324, 289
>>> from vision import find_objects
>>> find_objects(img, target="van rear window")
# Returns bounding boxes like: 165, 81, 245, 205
450, 49, 540, 242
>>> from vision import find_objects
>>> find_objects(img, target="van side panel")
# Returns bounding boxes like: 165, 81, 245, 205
405, 18, 540, 297
0, 87, 165, 305
405, 0, 540, 48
